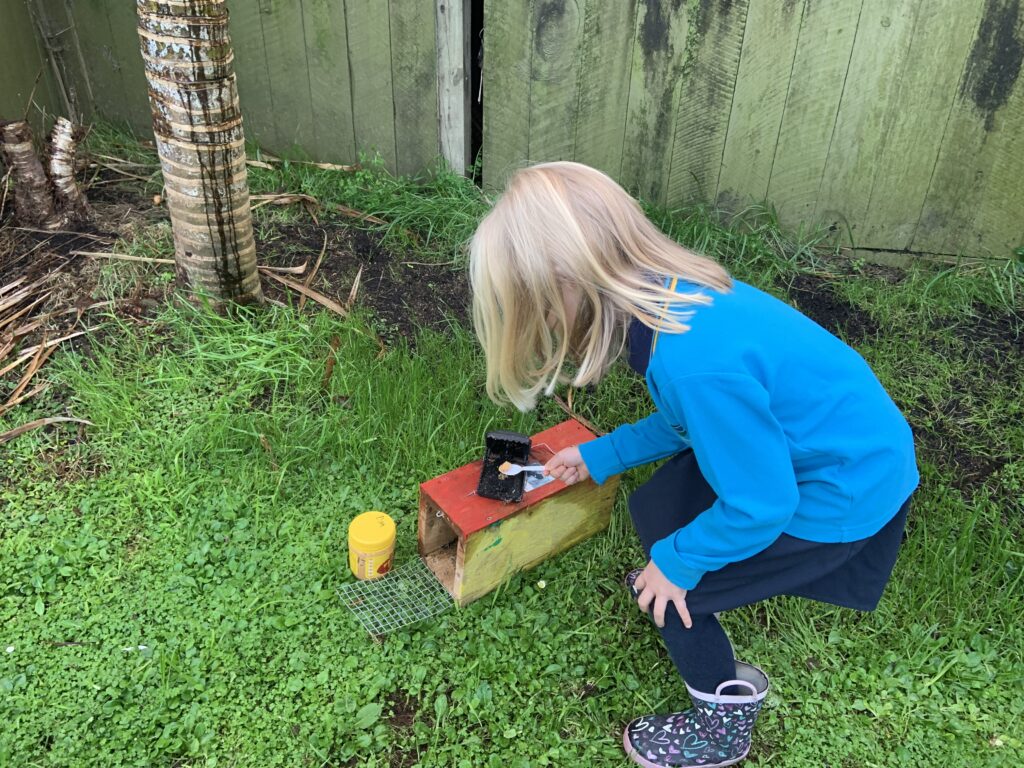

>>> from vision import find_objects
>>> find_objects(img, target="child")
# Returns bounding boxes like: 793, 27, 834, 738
469, 162, 918, 768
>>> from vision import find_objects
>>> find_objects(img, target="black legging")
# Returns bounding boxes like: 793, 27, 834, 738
627, 450, 909, 695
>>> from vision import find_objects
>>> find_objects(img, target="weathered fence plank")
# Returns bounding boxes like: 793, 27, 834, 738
572, 0, 638, 178
346, 0, 398, 170
718, 0, 806, 207
230, 0, 283, 152
667, 0, 750, 206
303, 0, 357, 163
102, 0, 150, 128
767, 0, 866, 225
619, 0, 691, 203
0, 0, 61, 126
260, 0, 318, 154
813, 1, 920, 240
526, 0, 585, 164
391, 0, 440, 176
856, 0, 987, 252
437, 0, 471, 174
67, 0, 130, 122
914, 0, 1024, 259
482, 0, 534, 188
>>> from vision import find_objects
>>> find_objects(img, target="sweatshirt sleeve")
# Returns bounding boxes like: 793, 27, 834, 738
649, 372, 800, 590
578, 409, 690, 485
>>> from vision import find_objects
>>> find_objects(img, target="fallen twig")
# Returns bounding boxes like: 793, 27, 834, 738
552, 390, 606, 437
334, 203, 386, 226
0, 382, 50, 417
71, 249, 175, 265
299, 230, 328, 311
346, 265, 363, 312
0, 416, 92, 445
4, 335, 55, 406
321, 334, 341, 391
259, 270, 348, 317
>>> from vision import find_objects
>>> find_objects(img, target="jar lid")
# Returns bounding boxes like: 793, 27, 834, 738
349, 511, 396, 549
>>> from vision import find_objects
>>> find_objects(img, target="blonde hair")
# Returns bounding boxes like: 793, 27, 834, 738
470, 161, 732, 410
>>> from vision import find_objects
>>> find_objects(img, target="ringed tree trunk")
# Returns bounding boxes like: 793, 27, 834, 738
1, 120, 57, 228
136, 0, 262, 304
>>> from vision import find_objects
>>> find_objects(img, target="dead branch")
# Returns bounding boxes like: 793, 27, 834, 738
259, 270, 349, 317
299, 230, 328, 311
0, 417, 92, 448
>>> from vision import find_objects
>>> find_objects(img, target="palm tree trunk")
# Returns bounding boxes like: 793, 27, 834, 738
136, 0, 262, 304
0, 121, 57, 228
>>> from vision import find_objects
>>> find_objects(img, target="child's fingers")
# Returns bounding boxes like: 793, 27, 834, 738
673, 596, 692, 629
653, 596, 667, 628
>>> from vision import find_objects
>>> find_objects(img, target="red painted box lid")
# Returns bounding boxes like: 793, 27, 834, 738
419, 419, 599, 537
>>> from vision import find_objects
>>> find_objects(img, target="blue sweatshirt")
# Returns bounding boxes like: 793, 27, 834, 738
579, 279, 918, 590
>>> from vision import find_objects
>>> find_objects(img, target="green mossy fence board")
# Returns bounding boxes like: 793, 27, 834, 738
666, 0, 750, 206
526, 0, 585, 165
857, 0, 987, 252
390, 0, 440, 176
0, 1, 61, 128
101, 0, 150, 129
913, 0, 1024, 259
230, 0, 283, 152
345, 0, 398, 171
482, 0, 534, 188
765, 0, 866, 226
717, 0, 806, 206
619, 0, 690, 204
571, 0, 638, 178
302, 0, 356, 164
65, 0, 130, 124
260, 0, 319, 155
812, 1, 919, 238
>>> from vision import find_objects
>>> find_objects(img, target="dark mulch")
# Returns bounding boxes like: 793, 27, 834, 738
786, 272, 880, 342
257, 221, 468, 342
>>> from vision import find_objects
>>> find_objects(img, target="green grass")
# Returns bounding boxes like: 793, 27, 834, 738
2, 127, 1023, 767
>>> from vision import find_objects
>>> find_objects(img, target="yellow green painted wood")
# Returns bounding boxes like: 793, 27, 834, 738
717, 0, 806, 206
572, 0, 638, 178
619, 0, 691, 203
390, 0, 440, 176
667, 0, 750, 206
456, 476, 619, 606
482, 0, 534, 188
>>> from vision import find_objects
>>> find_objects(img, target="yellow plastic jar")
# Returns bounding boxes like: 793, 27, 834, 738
348, 511, 396, 580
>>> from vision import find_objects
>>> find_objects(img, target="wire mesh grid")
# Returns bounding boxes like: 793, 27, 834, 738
339, 558, 454, 635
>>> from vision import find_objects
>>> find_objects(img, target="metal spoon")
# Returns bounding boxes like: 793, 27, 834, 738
497, 461, 546, 476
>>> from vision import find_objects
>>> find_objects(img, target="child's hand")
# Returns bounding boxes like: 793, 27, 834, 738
543, 445, 590, 485
634, 559, 692, 629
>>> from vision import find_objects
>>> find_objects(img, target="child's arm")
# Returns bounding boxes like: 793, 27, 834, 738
576, 410, 689, 485
651, 372, 800, 590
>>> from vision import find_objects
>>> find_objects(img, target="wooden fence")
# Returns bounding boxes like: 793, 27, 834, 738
12, 0, 471, 177
483, 0, 1024, 261
3, 0, 1022, 260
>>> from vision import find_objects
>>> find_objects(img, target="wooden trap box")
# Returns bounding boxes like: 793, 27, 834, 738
418, 420, 619, 606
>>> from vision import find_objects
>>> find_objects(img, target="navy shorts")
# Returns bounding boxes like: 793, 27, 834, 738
629, 451, 911, 614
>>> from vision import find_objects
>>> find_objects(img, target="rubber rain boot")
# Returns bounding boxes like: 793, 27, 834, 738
623, 661, 769, 768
